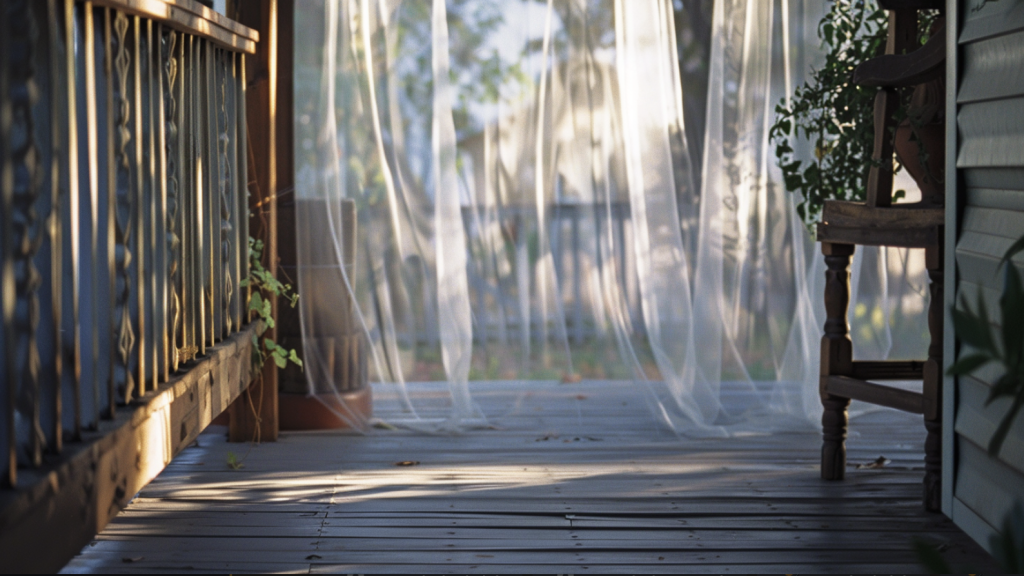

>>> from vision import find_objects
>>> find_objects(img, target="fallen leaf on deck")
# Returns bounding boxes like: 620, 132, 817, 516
856, 456, 890, 469
574, 394, 588, 400
372, 421, 399, 431
305, 554, 322, 560
395, 460, 420, 466
561, 373, 583, 383
121, 557, 144, 563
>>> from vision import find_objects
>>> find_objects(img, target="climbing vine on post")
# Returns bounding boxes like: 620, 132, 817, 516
242, 237, 303, 371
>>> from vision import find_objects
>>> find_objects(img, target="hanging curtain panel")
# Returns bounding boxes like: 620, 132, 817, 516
290, 0, 930, 434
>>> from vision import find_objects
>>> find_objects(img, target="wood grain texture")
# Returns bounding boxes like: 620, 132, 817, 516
0, 322, 257, 574
82, 0, 258, 53
59, 381, 998, 573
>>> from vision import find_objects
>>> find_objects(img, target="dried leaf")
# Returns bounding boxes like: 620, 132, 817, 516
395, 460, 420, 467
855, 456, 890, 469
121, 557, 144, 563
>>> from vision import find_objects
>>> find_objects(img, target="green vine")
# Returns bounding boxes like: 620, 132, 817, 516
769, 0, 937, 228
241, 237, 303, 372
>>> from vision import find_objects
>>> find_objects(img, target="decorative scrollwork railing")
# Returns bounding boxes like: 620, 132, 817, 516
0, 0, 255, 489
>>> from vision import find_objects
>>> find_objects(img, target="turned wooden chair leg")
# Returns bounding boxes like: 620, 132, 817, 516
821, 242, 854, 481
923, 245, 943, 511
822, 396, 852, 480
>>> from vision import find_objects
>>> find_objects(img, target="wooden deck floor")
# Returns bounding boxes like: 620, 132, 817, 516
62, 381, 997, 573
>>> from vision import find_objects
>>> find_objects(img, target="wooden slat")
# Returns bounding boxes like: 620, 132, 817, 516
850, 360, 924, 381
959, 0, 1024, 45
816, 223, 940, 249
953, 436, 1024, 536
957, 97, 1024, 169
954, 374, 1024, 474
823, 376, 925, 414
58, 381, 1001, 573
958, 30, 1024, 104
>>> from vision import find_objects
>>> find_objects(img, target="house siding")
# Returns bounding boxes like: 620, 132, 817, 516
949, 0, 1024, 552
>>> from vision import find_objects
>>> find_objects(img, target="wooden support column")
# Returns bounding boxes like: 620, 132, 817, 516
275, 0, 303, 398
229, 0, 279, 442
923, 243, 943, 512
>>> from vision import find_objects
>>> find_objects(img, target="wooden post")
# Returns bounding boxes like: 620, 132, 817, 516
229, 0, 279, 443
923, 243, 943, 511
821, 242, 854, 481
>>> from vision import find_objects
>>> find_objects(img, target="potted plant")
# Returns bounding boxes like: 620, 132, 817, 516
770, 0, 943, 227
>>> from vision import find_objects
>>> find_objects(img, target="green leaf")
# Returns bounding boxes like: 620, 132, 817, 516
1002, 267, 1024, 365
990, 502, 1024, 574
987, 395, 1024, 457
987, 373, 1019, 405
952, 296, 995, 352
912, 538, 952, 575
249, 292, 264, 313
947, 353, 994, 376
274, 354, 287, 369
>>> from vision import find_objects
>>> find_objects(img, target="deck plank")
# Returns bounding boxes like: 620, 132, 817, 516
61, 381, 998, 573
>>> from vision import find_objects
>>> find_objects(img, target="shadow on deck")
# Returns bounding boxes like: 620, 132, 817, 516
62, 381, 997, 573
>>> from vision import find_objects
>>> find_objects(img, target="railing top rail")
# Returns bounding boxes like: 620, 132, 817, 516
80, 0, 259, 53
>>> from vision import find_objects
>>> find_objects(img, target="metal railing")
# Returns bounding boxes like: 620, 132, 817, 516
1, 0, 255, 488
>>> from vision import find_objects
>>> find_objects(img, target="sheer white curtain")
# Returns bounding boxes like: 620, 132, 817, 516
291, 0, 930, 434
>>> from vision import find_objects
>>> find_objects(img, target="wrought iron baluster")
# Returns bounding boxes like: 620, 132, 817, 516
111, 10, 135, 404
143, 19, 159, 388
195, 37, 206, 358
7, 0, 48, 467
61, 0, 82, 441
1, 0, 16, 487
163, 29, 181, 372
83, 1, 102, 429
205, 40, 219, 346
132, 15, 146, 397
230, 52, 242, 333
180, 34, 195, 364
45, 0, 65, 455
236, 53, 248, 326
219, 50, 233, 336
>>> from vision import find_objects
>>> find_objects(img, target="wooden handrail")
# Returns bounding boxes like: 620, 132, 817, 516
81, 0, 259, 53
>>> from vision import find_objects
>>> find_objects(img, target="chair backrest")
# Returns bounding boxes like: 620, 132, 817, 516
861, 1, 944, 208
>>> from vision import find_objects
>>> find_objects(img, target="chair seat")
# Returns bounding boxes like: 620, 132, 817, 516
817, 200, 943, 248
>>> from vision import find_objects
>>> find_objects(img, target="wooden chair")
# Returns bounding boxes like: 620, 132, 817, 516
816, 0, 946, 512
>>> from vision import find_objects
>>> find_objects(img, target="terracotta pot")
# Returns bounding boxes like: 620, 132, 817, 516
894, 119, 944, 205
893, 74, 945, 206
278, 388, 372, 431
